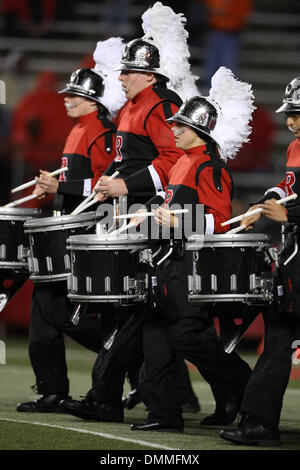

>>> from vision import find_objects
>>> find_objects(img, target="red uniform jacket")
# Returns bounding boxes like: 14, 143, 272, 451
57, 110, 116, 212
164, 145, 232, 234
105, 83, 184, 203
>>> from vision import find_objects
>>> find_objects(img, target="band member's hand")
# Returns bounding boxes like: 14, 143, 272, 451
94, 175, 110, 192
241, 204, 261, 230
261, 199, 288, 222
130, 208, 148, 227
153, 207, 179, 228
33, 184, 46, 199
35, 170, 59, 194
97, 178, 128, 198
94, 192, 107, 203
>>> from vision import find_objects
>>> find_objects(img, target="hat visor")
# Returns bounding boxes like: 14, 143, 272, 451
167, 115, 218, 146
115, 63, 169, 81
276, 103, 289, 113
276, 103, 300, 113
58, 87, 101, 104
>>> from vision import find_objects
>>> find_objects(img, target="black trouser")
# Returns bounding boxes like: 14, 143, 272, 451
240, 229, 300, 429
29, 282, 103, 395
139, 254, 252, 428
87, 305, 198, 410
240, 307, 300, 429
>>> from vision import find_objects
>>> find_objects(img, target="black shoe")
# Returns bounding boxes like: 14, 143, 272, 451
181, 396, 201, 414
131, 421, 183, 433
122, 389, 142, 410
200, 401, 238, 426
220, 423, 281, 447
59, 398, 124, 422
16, 394, 72, 413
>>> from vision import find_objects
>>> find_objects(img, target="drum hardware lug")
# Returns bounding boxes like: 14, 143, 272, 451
67, 273, 72, 291
46, 257, 53, 273
188, 275, 193, 293
17, 244, 26, 261
32, 257, 39, 274
230, 274, 237, 292
86, 276, 92, 294
211, 274, 217, 293
69, 274, 78, 292
64, 254, 71, 271
240, 248, 245, 252
105, 276, 111, 294
28, 257, 33, 272
249, 274, 256, 292
195, 274, 201, 293
0, 244, 6, 260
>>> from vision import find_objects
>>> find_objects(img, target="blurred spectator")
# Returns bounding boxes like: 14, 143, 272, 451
1, 0, 57, 37
0, 49, 34, 204
201, 0, 253, 89
101, 0, 133, 35
185, 0, 207, 47
227, 104, 276, 173
9, 70, 73, 209
1, 49, 35, 110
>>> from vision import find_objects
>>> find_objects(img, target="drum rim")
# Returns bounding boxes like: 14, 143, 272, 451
23, 211, 102, 231
187, 233, 270, 242
0, 207, 41, 220
66, 233, 148, 246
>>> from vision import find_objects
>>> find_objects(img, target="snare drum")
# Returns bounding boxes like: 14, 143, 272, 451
186, 233, 273, 305
66, 233, 149, 304
24, 212, 102, 282
0, 207, 40, 271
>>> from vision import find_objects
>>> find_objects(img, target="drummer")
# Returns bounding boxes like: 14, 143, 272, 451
220, 77, 300, 446
16, 39, 125, 414
130, 68, 256, 433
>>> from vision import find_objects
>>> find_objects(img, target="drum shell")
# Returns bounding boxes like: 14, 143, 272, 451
66, 234, 149, 304
0, 208, 40, 271
24, 212, 101, 282
186, 234, 273, 304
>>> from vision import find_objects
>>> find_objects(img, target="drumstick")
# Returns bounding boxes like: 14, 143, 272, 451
71, 171, 119, 216
226, 224, 247, 234
109, 221, 136, 236
221, 193, 298, 227
114, 208, 190, 219
3, 194, 38, 208
11, 167, 69, 193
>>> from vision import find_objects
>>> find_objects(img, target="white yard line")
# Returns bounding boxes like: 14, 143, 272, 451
0, 418, 179, 450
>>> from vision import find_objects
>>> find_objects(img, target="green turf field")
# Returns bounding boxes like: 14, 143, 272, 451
0, 335, 300, 451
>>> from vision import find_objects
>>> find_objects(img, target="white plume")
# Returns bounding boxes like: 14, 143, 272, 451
141, 1, 199, 100
93, 37, 127, 117
209, 67, 255, 162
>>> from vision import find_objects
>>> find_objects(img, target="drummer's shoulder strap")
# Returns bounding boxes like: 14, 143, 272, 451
88, 113, 116, 155
195, 160, 234, 199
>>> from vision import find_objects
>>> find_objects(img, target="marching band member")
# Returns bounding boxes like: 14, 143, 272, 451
60, 2, 202, 423
16, 38, 125, 413
221, 77, 300, 446
131, 67, 255, 432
